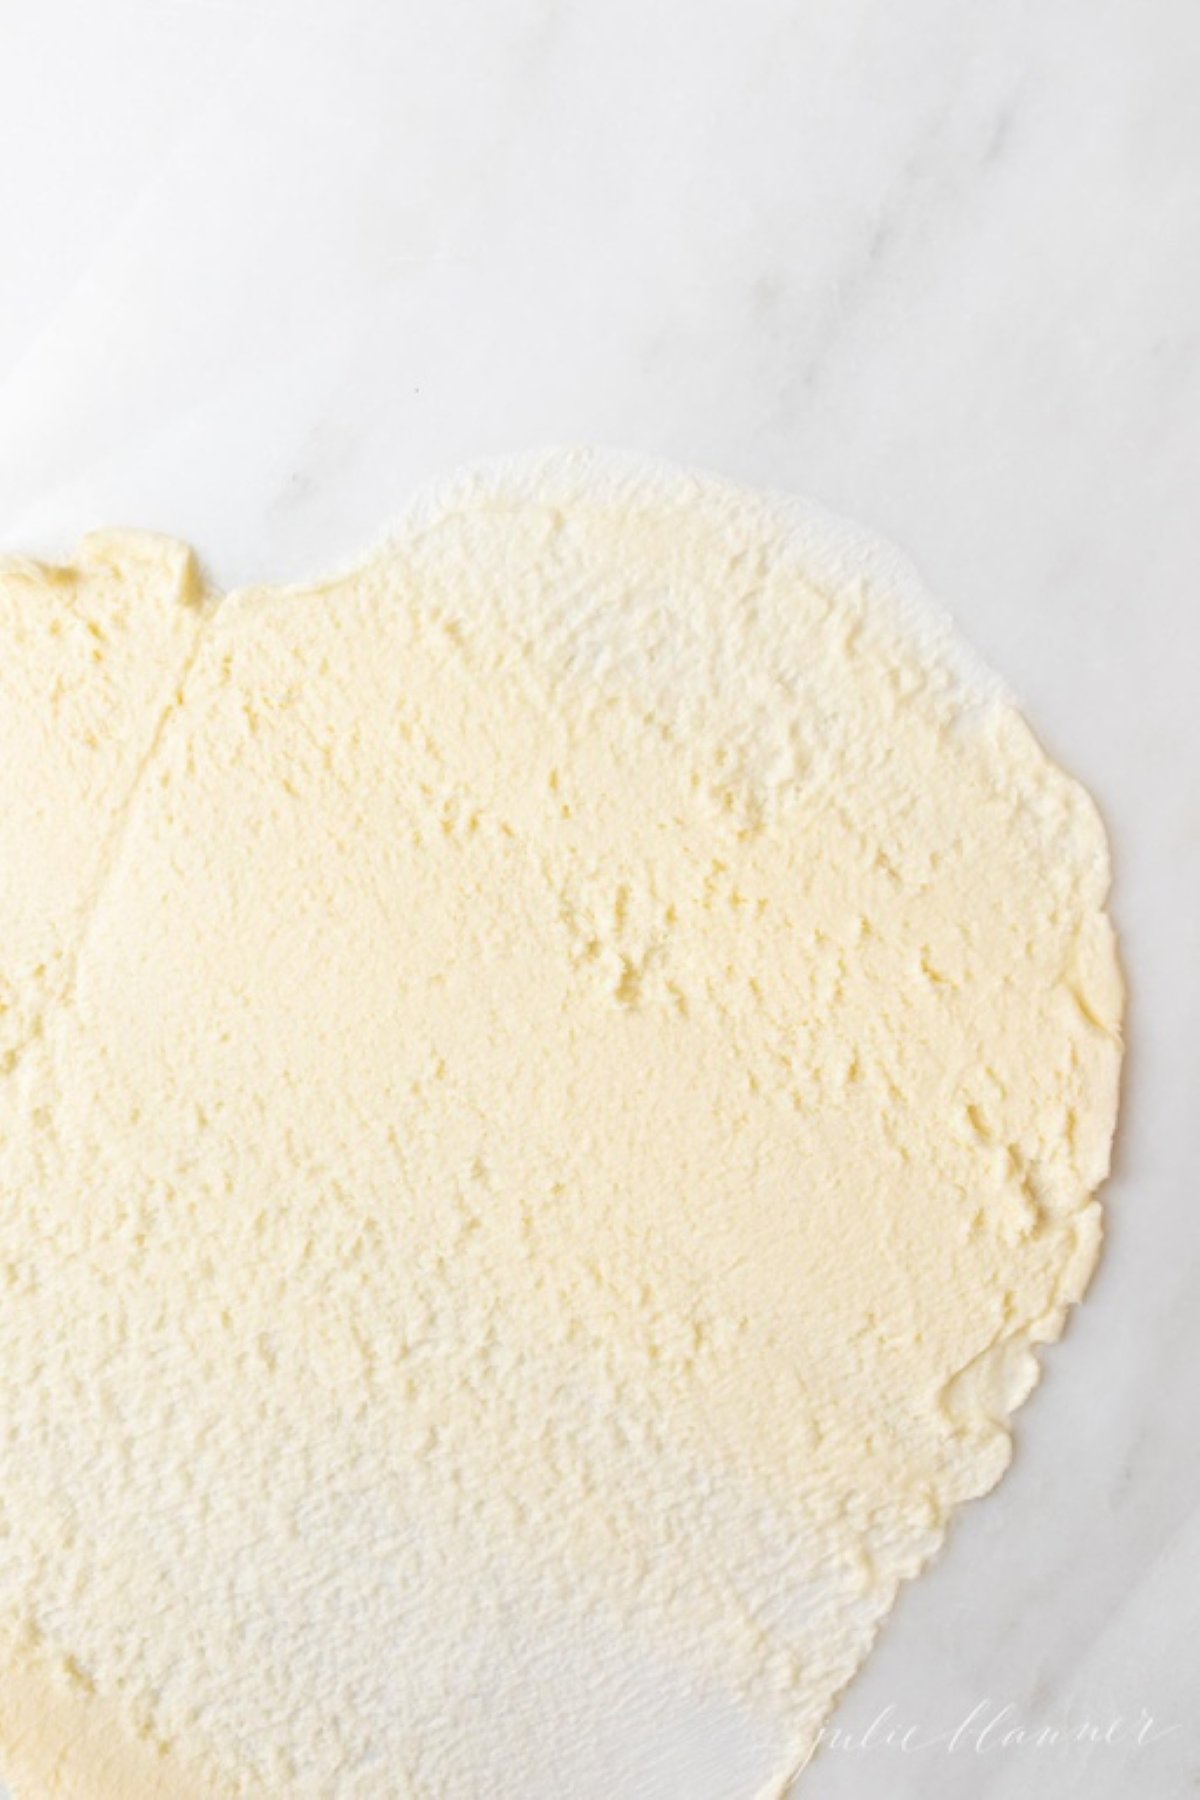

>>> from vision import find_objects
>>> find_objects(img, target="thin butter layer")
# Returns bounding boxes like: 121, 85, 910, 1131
0, 452, 1122, 1798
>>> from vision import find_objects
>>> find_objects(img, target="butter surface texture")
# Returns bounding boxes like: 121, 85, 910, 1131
0, 454, 1122, 1797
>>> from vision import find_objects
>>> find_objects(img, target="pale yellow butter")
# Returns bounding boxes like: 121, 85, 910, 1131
0, 453, 1121, 1797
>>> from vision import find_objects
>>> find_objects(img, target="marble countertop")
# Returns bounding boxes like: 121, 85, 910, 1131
2, 2, 1197, 1795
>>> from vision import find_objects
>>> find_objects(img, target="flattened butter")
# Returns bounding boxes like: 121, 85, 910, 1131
0, 452, 1122, 1797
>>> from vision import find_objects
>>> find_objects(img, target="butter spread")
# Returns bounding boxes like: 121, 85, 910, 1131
0, 452, 1122, 1797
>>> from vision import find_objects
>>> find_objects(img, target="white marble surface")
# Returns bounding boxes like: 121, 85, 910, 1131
2, 2, 1198, 1795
